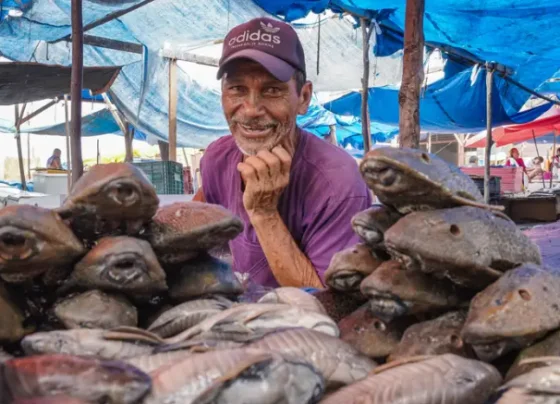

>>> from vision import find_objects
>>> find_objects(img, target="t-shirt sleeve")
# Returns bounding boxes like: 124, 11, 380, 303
199, 152, 216, 204
300, 195, 372, 286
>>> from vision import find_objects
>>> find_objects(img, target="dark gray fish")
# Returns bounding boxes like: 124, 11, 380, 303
311, 289, 367, 323
320, 354, 502, 404
324, 244, 383, 292
462, 264, 560, 362
169, 254, 243, 302
56, 162, 159, 241
351, 204, 402, 255
64, 236, 167, 299
388, 310, 474, 362
54, 290, 137, 330
0, 205, 85, 283
148, 202, 243, 265
360, 260, 468, 322
1, 354, 151, 403
384, 206, 542, 289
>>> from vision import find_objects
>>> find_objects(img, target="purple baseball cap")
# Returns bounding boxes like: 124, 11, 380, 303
217, 17, 306, 82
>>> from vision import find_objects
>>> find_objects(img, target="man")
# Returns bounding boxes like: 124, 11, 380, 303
46, 148, 62, 169
194, 17, 372, 288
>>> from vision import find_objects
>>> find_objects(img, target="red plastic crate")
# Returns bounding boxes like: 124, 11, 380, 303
460, 167, 523, 194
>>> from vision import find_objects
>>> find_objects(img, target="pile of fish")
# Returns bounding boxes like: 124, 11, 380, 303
321, 146, 560, 403
0, 149, 555, 404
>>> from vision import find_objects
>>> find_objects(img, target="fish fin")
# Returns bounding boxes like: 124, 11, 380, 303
450, 195, 505, 212
371, 355, 435, 375
190, 351, 275, 404
238, 305, 284, 325
104, 326, 165, 345
213, 321, 254, 334
518, 356, 560, 366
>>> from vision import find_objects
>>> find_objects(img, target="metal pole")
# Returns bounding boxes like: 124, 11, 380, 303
531, 130, 546, 189
484, 66, 494, 203
64, 95, 72, 193
27, 133, 31, 179
398, 0, 425, 149
168, 59, 178, 161
360, 18, 373, 153
551, 130, 557, 188
14, 105, 27, 191
70, 0, 84, 183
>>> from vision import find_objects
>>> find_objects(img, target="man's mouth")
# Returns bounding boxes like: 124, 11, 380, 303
238, 123, 275, 139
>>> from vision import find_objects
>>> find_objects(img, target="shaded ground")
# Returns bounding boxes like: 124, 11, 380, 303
523, 220, 560, 268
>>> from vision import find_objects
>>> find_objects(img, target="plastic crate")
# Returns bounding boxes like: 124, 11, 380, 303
469, 175, 501, 197
133, 161, 184, 195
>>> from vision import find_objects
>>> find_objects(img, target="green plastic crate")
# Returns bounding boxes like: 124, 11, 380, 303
133, 160, 184, 194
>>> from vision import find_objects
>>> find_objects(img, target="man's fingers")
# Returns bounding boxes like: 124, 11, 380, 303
237, 162, 258, 183
271, 146, 292, 175
256, 150, 282, 178
245, 155, 270, 179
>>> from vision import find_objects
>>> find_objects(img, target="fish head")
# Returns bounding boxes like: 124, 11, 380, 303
359, 147, 483, 212
325, 244, 382, 292
20, 331, 89, 356
0, 206, 85, 281
72, 237, 167, 295
257, 287, 327, 315
351, 205, 401, 246
64, 163, 159, 219
462, 264, 560, 347
338, 303, 404, 358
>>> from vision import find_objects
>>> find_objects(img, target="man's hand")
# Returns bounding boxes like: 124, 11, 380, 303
237, 146, 292, 216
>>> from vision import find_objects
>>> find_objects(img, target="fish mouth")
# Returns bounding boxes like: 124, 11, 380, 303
385, 247, 422, 272
101, 253, 148, 284
101, 178, 142, 208
0, 226, 39, 264
360, 159, 399, 189
352, 223, 383, 245
328, 271, 365, 292
366, 291, 409, 321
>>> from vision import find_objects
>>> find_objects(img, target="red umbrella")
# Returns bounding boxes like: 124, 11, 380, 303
466, 107, 560, 148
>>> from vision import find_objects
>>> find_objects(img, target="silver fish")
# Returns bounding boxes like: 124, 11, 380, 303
492, 362, 560, 403
257, 287, 327, 315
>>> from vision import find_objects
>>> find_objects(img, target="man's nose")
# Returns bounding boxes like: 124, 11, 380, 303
241, 92, 265, 118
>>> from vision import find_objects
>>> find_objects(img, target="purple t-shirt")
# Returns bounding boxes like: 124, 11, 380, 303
200, 130, 372, 287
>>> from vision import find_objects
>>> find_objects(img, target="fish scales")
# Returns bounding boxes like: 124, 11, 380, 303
125, 351, 193, 373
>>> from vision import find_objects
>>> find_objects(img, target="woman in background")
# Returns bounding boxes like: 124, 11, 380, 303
505, 148, 526, 170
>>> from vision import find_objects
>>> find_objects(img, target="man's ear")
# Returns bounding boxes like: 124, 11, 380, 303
297, 81, 313, 115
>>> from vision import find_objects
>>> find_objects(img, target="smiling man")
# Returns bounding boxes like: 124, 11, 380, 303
194, 17, 372, 288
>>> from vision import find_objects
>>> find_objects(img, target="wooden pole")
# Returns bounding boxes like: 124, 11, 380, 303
124, 127, 134, 163
158, 141, 170, 161
531, 130, 546, 189
399, 0, 425, 149
70, 0, 84, 183
551, 130, 557, 188
64, 95, 72, 192
427, 133, 432, 153
484, 66, 494, 203
14, 105, 27, 191
327, 124, 338, 146
360, 18, 373, 153
27, 133, 31, 179
168, 59, 178, 162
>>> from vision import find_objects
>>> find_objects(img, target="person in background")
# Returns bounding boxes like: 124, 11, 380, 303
526, 156, 544, 182
552, 147, 560, 169
505, 148, 526, 170
193, 17, 371, 289
467, 155, 478, 167
46, 148, 62, 169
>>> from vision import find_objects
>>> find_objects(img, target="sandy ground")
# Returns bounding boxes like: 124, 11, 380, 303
523, 220, 560, 268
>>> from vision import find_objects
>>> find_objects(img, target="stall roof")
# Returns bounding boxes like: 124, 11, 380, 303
0, 62, 121, 105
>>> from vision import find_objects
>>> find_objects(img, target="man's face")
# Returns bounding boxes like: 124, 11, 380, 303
221, 60, 311, 156
54, 150, 61, 157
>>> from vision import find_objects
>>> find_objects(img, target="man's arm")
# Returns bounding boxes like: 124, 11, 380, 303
192, 187, 206, 202
237, 146, 323, 288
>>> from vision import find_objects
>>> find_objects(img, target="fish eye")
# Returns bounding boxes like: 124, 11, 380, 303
449, 334, 463, 348
518, 289, 532, 301
420, 152, 431, 163
373, 320, 386, 332
449, 224, 461, 236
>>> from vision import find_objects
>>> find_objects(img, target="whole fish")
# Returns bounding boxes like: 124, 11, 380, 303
21, 329, 154, 360
506, 329, 560, 381
53, 290, 138, 330
148, 296, 232, 338
462, 264, 560, 362
0, 280, 31, 342
0, 205, 85, 283
359, 146, 503, 213
64, 236, 167, 299
490, 362, 560, 403
144, 348, 324, 404
168, 254, 243, 302
320, 354, 502, 404
56, 162, 159, 241
257, 287, 327, 315
384, 206, 542, 289
324, 244, 383, 292
311, 289, 367, 323
388, 310, 474, 362
247, 328, 376, 387
360, 260, 469, 321
338, 303, 409, 359
351, 204, 401, 257
148, 202, 243, 265
1, 354, 151, 403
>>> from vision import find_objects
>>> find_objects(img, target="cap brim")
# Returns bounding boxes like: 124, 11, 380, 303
217, 49, 296, 82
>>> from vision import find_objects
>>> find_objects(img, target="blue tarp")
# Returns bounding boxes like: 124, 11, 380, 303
325, 64, 554, 133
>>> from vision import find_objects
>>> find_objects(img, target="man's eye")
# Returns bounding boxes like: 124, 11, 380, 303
264, 87, 281, 95
228, 86, 245, 93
